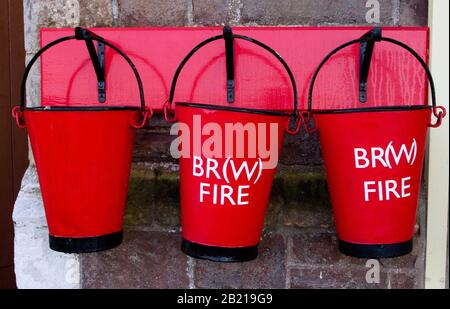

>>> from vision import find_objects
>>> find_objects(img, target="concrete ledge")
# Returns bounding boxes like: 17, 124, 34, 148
13, 166, 80, 289
12, 164, 424, 289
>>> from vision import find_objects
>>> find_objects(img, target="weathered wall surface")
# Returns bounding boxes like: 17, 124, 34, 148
15, 0, 428, 289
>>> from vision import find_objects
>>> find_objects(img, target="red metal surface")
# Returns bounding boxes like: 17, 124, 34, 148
40, 27, 429, 112
24, 109, 139, 237
315, 108, 430, 244
177, 104, 288, 247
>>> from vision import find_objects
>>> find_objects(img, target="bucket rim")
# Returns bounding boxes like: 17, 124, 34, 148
175, 102, 292, 117
22, 106, 140, 112
312, 105, 432, 115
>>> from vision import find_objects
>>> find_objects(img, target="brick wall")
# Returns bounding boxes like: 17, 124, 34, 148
20, 0, 429, 289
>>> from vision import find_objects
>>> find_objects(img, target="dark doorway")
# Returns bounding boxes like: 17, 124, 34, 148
0, 0, 28, 289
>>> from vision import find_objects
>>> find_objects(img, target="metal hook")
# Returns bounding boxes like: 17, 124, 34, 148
12, 106, 26, 128
223, 26, 235, 103
75, 27, 107, 103
359, 27, 382, 103
163, 101, 177, 123
429, 106, 446, 128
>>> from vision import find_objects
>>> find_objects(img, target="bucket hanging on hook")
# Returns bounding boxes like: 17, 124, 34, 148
308, 27, 446, 258
12, 27, 152, 253
164, 26, 306, 262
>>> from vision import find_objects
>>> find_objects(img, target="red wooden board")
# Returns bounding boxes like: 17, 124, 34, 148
40, 27, 429, 112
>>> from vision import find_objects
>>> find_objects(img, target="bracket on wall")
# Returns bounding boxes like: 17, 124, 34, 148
223, 26, 235, 103
40, 27, 429, 111
75, 27, 106, 103
359, 27, 382, 103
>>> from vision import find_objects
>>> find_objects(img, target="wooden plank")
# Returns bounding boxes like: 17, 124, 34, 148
425, 0, 449, 289
0, 0, 26, 289
9, 0, 28, 195
40, 27, 429, 112
0, 0, 15, 271
0, 266, 16, 289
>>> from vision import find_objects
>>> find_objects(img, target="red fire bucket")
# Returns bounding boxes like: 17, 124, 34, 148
164, 27, 304, 262
12, 28, 151, 253
308, 28, 446, 258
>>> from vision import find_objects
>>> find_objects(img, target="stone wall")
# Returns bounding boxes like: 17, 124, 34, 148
15, 0, 429, 289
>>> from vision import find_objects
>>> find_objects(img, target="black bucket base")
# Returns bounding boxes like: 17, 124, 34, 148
181, 238, 258, 262
49, 231, 123, 253
338, 239, 413, 258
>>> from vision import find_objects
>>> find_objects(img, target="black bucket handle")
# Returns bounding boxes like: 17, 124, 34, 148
164, 26, 305, 135
307, 27, 446, 128
13, 27, 151, 129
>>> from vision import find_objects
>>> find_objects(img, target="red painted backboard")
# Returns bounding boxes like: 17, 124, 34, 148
40, 27, 429, 112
